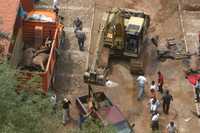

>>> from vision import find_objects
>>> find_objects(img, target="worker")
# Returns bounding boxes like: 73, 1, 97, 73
19, 5, 27, 19
79, 112, 88, 129
75, 29, 86, 51
88, 96, 94, 112
149, 97, 160, 113
162, 89, 173, 114
157, 71, 164, 93
136, 74, 147, 101
79, 109, 93, 129
62, 98, 71, 125
50, 94, 57, 113
194, 79, 200, 102
166, 121, 178, 133
53, 0, 59, 9
73, 17, 83, 32
150, 80, 157, 98
53, 6, 59, 16
151, 112, 159, 131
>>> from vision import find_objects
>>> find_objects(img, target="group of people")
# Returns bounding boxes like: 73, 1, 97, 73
52, 0, 86, 51
50, 94, 72, 125
50, 86, 95, 127
137, 71, 178, 132
50, 1, 178, 132
73, 17, 86, 51
136, 71, 164, 101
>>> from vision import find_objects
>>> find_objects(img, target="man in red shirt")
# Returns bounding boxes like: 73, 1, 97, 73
158, 71, 164, 93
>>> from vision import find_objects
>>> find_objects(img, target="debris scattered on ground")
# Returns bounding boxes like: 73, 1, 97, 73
105, 80, 119, 88
183, 4, 200, 11
157, 38, 195, 60
184, 117, 192, 122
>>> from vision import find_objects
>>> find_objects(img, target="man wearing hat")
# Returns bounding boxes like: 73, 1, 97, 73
62, 98, 71, 125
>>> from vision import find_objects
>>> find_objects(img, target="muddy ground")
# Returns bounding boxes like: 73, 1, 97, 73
39, 0, 200, 132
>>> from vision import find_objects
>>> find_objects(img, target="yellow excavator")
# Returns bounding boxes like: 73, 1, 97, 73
84, 8, 150, 85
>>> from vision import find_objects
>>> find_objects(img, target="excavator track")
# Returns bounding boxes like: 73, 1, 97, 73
85, 7, 149, 85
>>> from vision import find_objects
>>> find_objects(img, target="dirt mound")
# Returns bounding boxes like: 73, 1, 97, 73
113, 64, 134, 89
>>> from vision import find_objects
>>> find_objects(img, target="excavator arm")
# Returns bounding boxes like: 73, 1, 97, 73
84, 11, 111, 85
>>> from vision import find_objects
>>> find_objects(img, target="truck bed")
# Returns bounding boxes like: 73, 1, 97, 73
76, 92, 134, 132
76, 92, 113, 113
10, 10, 63, 92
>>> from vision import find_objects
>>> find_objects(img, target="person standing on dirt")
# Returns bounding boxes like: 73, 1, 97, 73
194, 79, 200, 102
62, 98, 71, 125
53, 0, 59, 9
75, 29, 86, 51
150, 80, 157, 98
50, 94, 57, 113
166, 121, 178, 133
157, 71, 164, 93
162, 90, 173, 114
136, 74, 147, 100
53, 6, 59, 16
151, 112, 160, 131
149, 97, 160, 113
73, 17, 83, 33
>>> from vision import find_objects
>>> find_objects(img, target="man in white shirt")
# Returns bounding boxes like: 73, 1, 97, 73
150, 80, 157, 98
151, 112, 159, 131
166, 121, 178, 133
136, 75, 147, 100
53, 0, 59, 9
149, 98, 160, 113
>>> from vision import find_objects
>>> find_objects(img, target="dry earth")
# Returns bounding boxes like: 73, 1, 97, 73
38, 0, 200, 132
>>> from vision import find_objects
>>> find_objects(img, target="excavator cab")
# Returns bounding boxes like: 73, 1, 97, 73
125, 33, 140, 57
123, 16, 146, 57
84, 8, 150, 85
104, 9, 150, 58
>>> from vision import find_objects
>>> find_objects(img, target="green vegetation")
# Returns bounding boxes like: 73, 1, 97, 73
65, 117, 116, 133
0, 62, 116, 133
0, 62, 58, 133
81, 118, 116, 133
